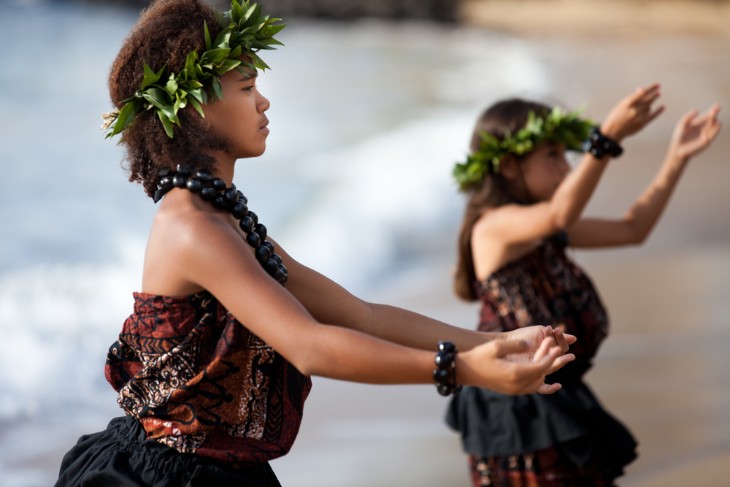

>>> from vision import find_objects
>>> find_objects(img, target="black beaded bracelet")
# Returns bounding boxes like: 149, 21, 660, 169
433, 341, 460, 396
584, 126, 623, 159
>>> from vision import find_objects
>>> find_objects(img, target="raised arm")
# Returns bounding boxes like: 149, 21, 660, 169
479, 84, 665, 248
569, 104, 721, 248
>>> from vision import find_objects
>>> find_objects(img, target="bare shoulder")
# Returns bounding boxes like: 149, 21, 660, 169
471, 206, 542, 279
142, 189, 252, 295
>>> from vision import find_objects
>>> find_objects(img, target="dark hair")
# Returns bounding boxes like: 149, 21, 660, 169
453, 98, 552, 301
109, 0, 230, 198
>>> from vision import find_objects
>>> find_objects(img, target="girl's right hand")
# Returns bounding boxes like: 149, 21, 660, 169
457, 332, 575, 395
601, 83, 665, 141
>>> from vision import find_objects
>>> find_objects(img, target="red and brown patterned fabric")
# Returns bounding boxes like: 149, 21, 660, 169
105, 291, 312, 468
446, 233, 636, 486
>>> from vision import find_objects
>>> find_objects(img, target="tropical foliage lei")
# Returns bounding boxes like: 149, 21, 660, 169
102, 0, 285, 138
452, 108, 595, 192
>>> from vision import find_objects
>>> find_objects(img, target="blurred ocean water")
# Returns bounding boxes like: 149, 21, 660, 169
0, 1, 555, 485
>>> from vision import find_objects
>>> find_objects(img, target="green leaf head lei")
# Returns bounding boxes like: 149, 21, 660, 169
102, 0, 285, 139
452, 107, 595, 192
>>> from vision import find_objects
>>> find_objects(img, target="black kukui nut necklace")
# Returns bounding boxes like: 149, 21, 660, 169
153, 165, 288, 285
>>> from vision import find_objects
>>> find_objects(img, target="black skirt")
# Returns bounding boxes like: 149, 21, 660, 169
54, 416, 282, 487
446, 380, 637, 472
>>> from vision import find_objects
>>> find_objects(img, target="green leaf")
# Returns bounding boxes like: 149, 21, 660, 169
110, 99, 141, 136
204, 21, 212, 50
165, 75, 178, 96
189, 97, 205, 118
218, 58, 242, 74
141, 64, 165, 90
200, 48, 231, 68
157, 111, 175, 138
211, 77, 223, 100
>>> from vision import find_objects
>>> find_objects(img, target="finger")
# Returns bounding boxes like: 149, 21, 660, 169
537, 382, 562, 395
645, 104, 666, 124
547, 352, 576, 375
561, 332, 577, 346
552, 327, 568, 352
630, 83, 661, 104
492, 339, 530, 358
530, 336, 555, 362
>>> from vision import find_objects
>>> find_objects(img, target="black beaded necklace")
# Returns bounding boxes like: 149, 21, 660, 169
153, 165, 288, 285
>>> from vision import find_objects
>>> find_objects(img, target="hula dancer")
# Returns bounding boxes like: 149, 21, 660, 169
447, 87, 720, 486
54, 1, 576, 485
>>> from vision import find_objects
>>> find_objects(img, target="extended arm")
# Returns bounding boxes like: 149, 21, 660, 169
478, 84, 665, 247
569, 104, 721, 248
174, 215, 572, 395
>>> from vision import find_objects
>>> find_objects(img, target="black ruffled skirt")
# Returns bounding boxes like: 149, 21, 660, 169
54, 416, 282, 487
446, 380, 637, 472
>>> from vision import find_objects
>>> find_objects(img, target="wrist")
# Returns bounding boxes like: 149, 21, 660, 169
584, 126, 624, 160
433, 341, 461, 396
599, 122, 623, 142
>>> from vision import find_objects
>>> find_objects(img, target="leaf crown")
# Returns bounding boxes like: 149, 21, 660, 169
452, 107, 595, 192
102, 0, 285, 139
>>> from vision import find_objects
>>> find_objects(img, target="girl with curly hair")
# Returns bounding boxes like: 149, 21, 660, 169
53, 1, 576, 485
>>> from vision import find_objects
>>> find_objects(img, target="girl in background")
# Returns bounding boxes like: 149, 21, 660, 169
447, 86, 721, 486
54, 1, 575, 485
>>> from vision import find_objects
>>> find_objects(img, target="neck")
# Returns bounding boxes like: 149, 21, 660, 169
208, 150, 237, 185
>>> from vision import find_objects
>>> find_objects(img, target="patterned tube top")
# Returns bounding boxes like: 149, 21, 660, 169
104, 290, 312, 468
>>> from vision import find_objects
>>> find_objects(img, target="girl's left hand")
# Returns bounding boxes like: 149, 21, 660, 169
669, 104, 722, 162
502, 325, 576, 392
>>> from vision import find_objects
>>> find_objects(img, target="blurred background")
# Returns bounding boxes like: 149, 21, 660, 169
0, 0, 728, 485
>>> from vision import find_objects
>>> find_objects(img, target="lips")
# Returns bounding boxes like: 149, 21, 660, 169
259, 118, 269, 130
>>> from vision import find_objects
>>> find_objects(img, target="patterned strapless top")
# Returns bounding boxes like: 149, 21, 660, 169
104, 290, 312, 468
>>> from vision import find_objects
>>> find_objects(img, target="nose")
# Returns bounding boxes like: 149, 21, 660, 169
257, 91, 270, 113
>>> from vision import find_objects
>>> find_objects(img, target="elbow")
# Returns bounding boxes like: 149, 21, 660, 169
550, 211, 577, 233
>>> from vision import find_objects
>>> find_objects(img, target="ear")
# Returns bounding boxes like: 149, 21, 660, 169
498, 155, 520, 182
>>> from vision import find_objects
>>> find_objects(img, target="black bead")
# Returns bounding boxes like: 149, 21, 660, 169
275, 269, 287, 282
186, 179, 203, 192
264, 258, 279, 273
438, 341, 456, 353
435, 353, 454, 368
212, 178, 226, 191
232, 202, 249, 219
172, 175, 187, 187
159, 176, 172, 187
195, 170, 212, 182
246, 231, 261, 247
271, 253, 282, 265
239, 216, 254, 232
213, 195, 226, 209
433, 369, 450, 382
255, 245, 272, 262
237, 191, 248, 204
248, 211, 258, 226
200, 187, 217, 202
262, 241, 275, 252
254, 223, 267, 240
224, 188, 239, 205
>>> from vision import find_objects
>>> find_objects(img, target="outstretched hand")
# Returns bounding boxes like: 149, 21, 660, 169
601, 83, 665, 141
460, 326, 576, 396
668, 104, 722, 162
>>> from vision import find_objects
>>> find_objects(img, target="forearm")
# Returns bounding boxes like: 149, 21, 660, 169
623, 154, 687, 242
294, 322, 438, 384
549, 154, 610, 229
355, 302, 498, 351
